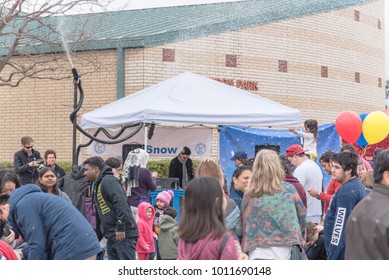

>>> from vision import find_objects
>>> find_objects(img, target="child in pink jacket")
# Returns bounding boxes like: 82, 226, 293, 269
136, 202, 155, 260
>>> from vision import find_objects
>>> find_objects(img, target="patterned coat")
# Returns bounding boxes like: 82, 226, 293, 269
241, 182, 306, 253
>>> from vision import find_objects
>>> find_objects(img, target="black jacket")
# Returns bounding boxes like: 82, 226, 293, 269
305, 231, 327, 260
48, 164, 66, 179
168, 156, 194, 188
13, 149, 42, 185
57, 165, 89, 215
93, 165, 138, 243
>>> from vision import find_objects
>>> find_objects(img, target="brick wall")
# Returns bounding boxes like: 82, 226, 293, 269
1, 50, 117, 162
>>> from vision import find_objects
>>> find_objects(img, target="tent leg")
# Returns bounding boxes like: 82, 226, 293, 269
144, 124, 148, 150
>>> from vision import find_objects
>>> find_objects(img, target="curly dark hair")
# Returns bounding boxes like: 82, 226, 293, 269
319, 150, 336, 163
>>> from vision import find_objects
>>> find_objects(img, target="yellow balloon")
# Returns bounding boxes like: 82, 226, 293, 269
362, 111, 389, 145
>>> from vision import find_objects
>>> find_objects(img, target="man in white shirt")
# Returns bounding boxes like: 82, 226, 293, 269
286, 144, 323, 223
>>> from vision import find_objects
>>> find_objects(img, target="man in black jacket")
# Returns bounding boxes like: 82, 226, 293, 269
13, 136, 43, 185
83, 156, 138, 260
168, 146, 194, 189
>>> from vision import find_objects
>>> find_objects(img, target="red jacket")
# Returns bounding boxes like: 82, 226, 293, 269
136, 202, 155, 254
321, 178, 341, 213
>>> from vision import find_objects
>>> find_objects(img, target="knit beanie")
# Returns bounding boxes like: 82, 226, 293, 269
156, 190, 174, 207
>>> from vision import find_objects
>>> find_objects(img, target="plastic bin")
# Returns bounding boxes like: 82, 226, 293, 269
150, 189, 185, 222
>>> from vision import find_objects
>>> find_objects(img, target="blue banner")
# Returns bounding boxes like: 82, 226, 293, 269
219, 123, 340, 192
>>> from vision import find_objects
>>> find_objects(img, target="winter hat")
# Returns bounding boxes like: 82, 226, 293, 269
156, 190, 174, 207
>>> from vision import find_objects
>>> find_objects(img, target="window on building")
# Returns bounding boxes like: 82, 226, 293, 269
226, 55, 237, 67
355, 72, 360, 83
162, 49, 175, 62
278, 60, 288, 73
378, 77, 382, 88
354, 10, 360, 21
378, 19, 381, 30
321, 66, 328, 78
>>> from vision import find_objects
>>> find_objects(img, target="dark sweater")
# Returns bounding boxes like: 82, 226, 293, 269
127, 168, 157, 207
229, 189, 243, 210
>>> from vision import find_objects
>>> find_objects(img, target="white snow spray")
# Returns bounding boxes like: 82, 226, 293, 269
56, 17, 74, 68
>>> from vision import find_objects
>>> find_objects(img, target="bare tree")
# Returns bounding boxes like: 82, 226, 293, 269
0, 0, 126, 87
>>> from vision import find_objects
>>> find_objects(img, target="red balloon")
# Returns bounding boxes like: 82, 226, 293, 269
335, 111, 362, 143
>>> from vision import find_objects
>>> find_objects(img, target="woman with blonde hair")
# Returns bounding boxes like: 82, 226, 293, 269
242, 149, 306, 260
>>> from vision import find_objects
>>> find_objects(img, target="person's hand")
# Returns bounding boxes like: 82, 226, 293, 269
238, 253, 249, 260
308, 189, 320, 199
144, 244, 150, 250
4, 229, 15, 244
288, 128, 294, 132
153, 232, 158, 240
116, 231, 126, 241
151, 172, 158, 178
315, 225, 324, 232
29, 161, 40, 168
17, 250, 24, 260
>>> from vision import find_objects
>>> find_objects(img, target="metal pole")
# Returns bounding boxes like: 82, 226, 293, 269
144, 124, 148, 149
72, 79, 78, 166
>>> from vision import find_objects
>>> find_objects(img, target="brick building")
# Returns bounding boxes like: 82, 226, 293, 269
0, 0, 384, 162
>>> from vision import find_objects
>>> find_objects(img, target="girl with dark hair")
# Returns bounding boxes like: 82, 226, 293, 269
289, 119, 318, 161
196, 159, 243, 245
229, 166, 252, 210
0, 172, 22, 251
279, 155, 307, 208
0, 169, 20, 195
177, 177, 238, 260
0, 194, 20, 260
38, 167, 71, 203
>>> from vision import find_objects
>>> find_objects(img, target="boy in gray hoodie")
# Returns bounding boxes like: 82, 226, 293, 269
158, 207, 179, 260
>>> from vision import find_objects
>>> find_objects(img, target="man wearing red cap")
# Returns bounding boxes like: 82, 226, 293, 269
286, 144, 323, 224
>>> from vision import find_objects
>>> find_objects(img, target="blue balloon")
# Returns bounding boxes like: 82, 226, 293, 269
357, 113, 368, 147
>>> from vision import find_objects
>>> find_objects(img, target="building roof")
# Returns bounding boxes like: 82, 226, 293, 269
0, 0, 376, 55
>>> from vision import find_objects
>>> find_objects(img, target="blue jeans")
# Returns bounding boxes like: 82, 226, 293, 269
107, 237, 137, 260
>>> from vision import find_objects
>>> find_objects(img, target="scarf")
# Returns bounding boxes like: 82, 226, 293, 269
178, 155, 188, 189
122, 148, 149, 197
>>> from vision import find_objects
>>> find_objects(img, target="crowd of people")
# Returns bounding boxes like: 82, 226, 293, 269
1, 129, 389, 260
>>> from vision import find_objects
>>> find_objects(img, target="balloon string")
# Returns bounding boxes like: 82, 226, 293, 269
361, 145, 368, 158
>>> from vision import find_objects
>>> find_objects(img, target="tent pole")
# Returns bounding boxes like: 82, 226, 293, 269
144, 124, 148, 150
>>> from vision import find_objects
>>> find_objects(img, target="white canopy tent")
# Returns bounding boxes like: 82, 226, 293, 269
81, 71, 301, 130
